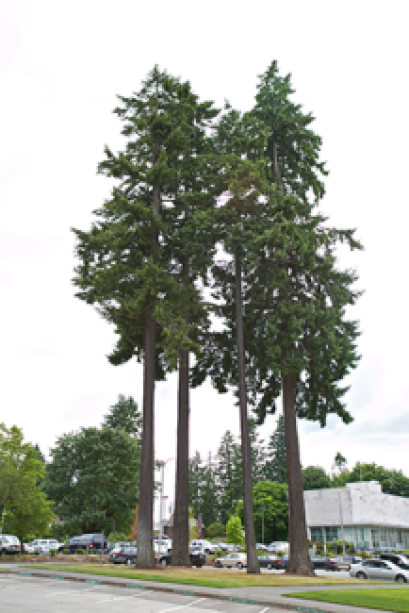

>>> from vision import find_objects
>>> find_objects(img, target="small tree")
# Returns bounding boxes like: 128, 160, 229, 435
226, 515, 244, 545
188, 508, 198, 540
206, 522, 226, 539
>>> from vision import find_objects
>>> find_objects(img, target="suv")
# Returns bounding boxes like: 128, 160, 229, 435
0, 535, 21, 554
58, 534, 107, 554
190, 540, 215, 554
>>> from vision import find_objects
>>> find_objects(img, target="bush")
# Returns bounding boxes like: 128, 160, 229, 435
63, 548, 69, 554
226, 516, 243, 545
76, 548, 85, 555
50, 549, 57, 557
205, 522, 226, 539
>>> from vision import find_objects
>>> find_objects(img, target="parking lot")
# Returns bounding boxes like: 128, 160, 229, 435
0, 574, 285, 613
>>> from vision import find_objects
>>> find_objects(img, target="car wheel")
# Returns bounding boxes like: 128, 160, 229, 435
356, 571, 367, 580
126, 558, 133, 566
236, 562, 243, 569
396, 575, 407, 584
196, 565, 203, 569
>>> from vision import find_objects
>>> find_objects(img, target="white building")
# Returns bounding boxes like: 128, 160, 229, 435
304, 481, 409, 549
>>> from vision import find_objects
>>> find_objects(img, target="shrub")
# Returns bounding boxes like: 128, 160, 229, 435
50, 549, 57, 557
76, 548, 85, 555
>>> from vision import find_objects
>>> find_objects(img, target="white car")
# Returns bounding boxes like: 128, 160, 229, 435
267, 541, 289, 553
23, 542, 36, 554
190, 540, 215, 554
31, 539, 62, 554
0, 535, 21, 554
349, 559, 409, 583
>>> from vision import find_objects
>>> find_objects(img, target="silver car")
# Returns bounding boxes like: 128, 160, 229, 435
349, 559, 409, 583
215, 552, 247, 569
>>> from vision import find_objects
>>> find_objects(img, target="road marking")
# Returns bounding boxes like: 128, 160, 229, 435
97, 590, 152, 604
158, 597, 206, 613
259, 608, 269, 613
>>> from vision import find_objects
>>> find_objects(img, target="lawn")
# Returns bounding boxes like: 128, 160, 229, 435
283, 588, 409, 612
23, 564, 369, 588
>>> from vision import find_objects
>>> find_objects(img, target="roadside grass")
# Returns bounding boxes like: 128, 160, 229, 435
283, 588, 409, 612
22, 564, 373, 588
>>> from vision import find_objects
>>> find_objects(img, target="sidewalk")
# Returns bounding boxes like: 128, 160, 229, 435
1, 564, 392, 613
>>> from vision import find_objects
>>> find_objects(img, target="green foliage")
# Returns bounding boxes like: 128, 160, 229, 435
103, 396, 142, 436
205, 522, 226, 539
215, 432, 243, 525
264, 415, 287, 484
236, 481, 288, 543
226, 515, 243, 545
302, 466, 331, 490
43, 423, 140, 535
188, 507, 198, 540
107, 531, 129, 543
0, 424, 54, 543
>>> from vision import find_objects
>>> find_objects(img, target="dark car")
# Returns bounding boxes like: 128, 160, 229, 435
311, 556, 339, 571
109, 546, 137, 566
160, 548, 206, 568
58, 534, 108, 554
258, 555, 288, 570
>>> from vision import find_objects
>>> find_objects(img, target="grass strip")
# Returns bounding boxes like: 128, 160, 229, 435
283, 588, 409, 612
22, 564, 370, 588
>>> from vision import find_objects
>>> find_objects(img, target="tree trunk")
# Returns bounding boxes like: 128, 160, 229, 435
235, 254, 260, 574
136, 312, 156, 567
136, 181, 161, 567
172, 260, 191, 566
282, 371, 314, 575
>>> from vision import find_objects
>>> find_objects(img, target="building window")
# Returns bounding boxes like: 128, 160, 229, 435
311, 528, 323, 542
325, 527, 339, 541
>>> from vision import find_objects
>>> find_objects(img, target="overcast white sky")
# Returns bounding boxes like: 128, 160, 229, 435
1, 0, 409, 518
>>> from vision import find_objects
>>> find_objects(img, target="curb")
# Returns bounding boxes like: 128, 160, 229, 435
3, 567, 348, 613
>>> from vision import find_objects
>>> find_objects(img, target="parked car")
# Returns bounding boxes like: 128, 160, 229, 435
109, 546, 137, 566
31, 539, 63, 554
333, 555, 362, 571
266, 541, 289, 553
154, 539, 172, 554
23, 542, 36, 554
349, 559, 409, 582
310, 556, 340, 571
0, 535, 21, 555
258, 555, 287, 570
190, 540, 215, 554
57, 533, 107, 554
159, 548, 206, 568
379, 553, 409, 566
256, 543, 268, 551
215, 552, 247, 569
213, 542, 229, 552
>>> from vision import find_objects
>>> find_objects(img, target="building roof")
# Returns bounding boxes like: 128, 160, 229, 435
304, 481, 409, 529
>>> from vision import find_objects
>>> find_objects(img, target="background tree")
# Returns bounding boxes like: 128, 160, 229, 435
302, 466, 331, 490
249, 61, 361, 575
103, 395, 142, 436
236, 481, 288, 544
264, 415, 287, 484
44, 424, 140, 536
215, 431, 243, 525
73, 67, 215, 566
205, 521, 226, 539
226, 515, 243, 545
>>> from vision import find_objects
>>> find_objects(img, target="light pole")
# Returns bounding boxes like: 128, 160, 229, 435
260, 505, 266, 544
158, 458, 173, 555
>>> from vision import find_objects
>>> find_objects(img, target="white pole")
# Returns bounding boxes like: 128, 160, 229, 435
159, 462, 165, 556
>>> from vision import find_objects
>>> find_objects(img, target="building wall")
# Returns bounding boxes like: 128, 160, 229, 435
304, 482, 409, 548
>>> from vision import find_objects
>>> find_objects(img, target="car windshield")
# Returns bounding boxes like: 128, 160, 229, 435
8, 536, 19, 544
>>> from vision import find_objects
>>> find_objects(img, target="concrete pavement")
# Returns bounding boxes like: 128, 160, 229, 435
0, 563, 402, 612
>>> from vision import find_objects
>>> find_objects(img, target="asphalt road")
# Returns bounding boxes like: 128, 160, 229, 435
0, 574, 285, 613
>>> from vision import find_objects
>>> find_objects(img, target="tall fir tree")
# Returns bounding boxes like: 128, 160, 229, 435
248, 61, 362, 574
72, 67, 204, 566
215, 431, 243, 526
264, 415, 287, 484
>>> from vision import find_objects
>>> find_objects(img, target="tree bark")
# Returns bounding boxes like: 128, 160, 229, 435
282, 371, 314, 575
172, 260, 191, 566
136, 181, 161, 567
235, 254, 260, 575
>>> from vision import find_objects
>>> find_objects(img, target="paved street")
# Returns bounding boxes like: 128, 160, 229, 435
0, 574, 285, 613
